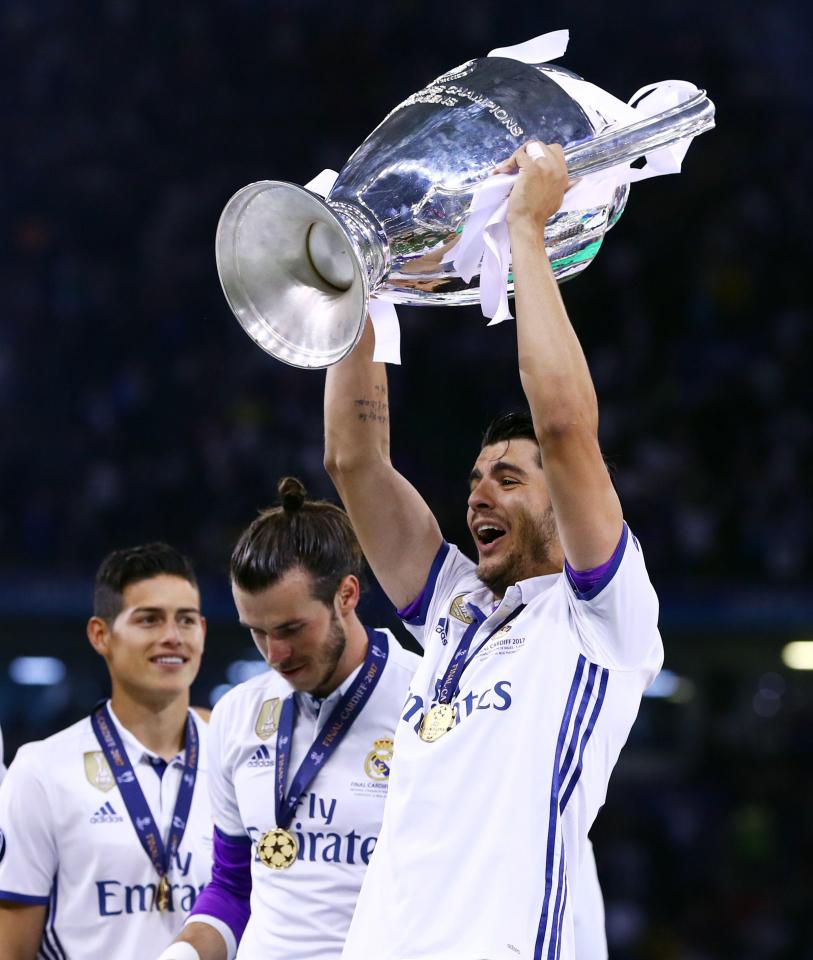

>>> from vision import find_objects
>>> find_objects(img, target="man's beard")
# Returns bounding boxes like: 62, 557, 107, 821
476, 504, 558, 598
309, 608, 348, 697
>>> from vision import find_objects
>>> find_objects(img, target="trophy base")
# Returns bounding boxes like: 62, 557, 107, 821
216, 181, 374, 368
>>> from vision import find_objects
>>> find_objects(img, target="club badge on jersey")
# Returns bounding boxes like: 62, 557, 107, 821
449, 594, 475, 624
255, 698, 282, 740
84, 751, 115, 792
258, 628, 389, 870
364, 738, 393, 780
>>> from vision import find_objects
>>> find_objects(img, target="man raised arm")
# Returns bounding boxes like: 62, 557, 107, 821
337, 144, 662, 960
324, 323, 442, 613
498, 141, 624, 572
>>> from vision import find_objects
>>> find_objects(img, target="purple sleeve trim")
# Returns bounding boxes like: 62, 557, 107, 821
396, 541, 450, 626
397, 592, 424, 622
189, 826, 252, 944
565, 524, 628, 601
0, 890, 50, 905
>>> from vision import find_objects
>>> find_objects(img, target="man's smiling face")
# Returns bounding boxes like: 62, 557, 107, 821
467, 438, 563, 597
99, 575, 205, 701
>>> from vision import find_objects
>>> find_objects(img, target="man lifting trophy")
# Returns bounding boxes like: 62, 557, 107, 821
215, 29, 713, 367
207, 27, 714, 960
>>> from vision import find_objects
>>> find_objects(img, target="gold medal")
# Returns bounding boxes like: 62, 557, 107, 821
157, 874, 170, 912
258, 827, 299, 869
419, 703, 454, 742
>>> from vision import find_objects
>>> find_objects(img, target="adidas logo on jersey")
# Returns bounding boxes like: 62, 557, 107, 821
247, 745, 274, 768
90, 801, 124, 824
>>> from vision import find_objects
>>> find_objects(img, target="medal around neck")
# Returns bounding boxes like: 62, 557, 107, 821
420, 703, 455, 742
157, 874, 171, 911
216, 29, 714, 368
258, 826, 299, 870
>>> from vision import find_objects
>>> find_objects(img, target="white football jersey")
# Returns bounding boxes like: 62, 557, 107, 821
0, 704, 212, 959
574, 840, 607, 959
201, 629, 419, 960
342, 525, 662, 960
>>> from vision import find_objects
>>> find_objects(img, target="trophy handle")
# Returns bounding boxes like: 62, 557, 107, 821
562, 89, 715, 178
422, 89, 714, 198
411, 90, 714, 234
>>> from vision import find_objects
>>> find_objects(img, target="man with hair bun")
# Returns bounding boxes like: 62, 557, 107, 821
160, 478, 420, 960
0, 542, 212, 960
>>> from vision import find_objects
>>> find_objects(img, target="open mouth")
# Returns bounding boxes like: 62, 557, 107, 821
150, 655, 188, 666
474, 522, 507, 547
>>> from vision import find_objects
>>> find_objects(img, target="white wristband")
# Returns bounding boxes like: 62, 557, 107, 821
156, 943, 201, 960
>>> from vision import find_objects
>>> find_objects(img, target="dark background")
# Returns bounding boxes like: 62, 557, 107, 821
1, 1, 811, 956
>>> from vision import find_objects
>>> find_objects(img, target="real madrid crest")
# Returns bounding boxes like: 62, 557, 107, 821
255, 698, 282, 741
84, 751, 115, 793
364, 738, 394, 781
449, 594, 474, 624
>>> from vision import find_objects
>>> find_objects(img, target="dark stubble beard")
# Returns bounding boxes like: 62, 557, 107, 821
476, 504, 558, 598
309, 608, 348, 698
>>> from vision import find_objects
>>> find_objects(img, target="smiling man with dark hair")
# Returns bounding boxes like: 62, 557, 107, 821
0, 542, 213, 960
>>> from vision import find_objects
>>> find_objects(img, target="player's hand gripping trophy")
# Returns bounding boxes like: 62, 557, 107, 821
215, 30, 714, 367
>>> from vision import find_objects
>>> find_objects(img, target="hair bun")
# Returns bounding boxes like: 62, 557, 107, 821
278, 476, 307, 513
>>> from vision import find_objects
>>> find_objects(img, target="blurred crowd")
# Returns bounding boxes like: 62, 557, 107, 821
1, 1, 811, 957
0, 0, 809, 586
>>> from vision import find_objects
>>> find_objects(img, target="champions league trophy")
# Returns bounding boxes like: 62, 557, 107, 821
216, 30, 714, 368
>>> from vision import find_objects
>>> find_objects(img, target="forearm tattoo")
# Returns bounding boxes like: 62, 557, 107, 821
354, 383, 389, 425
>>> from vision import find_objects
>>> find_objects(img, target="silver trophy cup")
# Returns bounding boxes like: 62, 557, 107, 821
216, 56, 714, 368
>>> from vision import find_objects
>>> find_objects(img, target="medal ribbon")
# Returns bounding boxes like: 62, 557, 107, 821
91, 703, 199, 882
437, 603, 526, 704
274, 627, 388, 831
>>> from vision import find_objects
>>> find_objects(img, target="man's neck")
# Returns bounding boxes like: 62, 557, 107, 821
109, 687, 190, 761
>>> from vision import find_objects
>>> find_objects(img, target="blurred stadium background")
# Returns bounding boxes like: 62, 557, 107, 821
1, 1, 811, 956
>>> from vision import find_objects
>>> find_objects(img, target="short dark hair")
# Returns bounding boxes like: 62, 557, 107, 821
481, 410, 617, 485
230, 477, 364, 605
481, 411, 542, 466
482, 410, 538, 449
94, 542, 198, 622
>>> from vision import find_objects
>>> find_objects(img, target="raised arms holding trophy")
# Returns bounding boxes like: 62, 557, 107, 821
217, 29, 713, 368
324, 141, 662, 960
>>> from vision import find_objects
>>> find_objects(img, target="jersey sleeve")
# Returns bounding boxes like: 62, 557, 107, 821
187, 827, 251, 960
206, 699, 248, 839
0, 745, 57, 902
562, 524, 663, 677
397, 542, 478, 648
